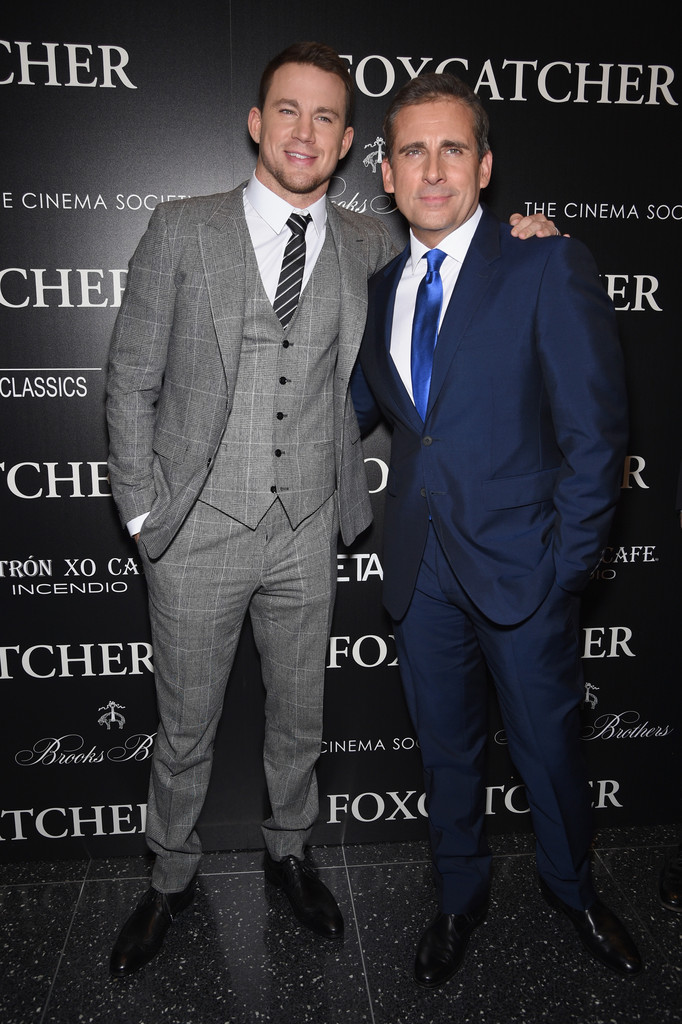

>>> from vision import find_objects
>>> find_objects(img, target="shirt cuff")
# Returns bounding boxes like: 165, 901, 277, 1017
126, 512, 149, 537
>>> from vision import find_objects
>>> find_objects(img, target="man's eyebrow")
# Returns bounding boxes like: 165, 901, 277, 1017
270, 96, 300, 108
270, 97, 341, 118
397, 138, 471, 153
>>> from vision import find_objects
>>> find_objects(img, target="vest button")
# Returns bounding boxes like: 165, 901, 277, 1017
420, 488, 426, 497
275, 449, 283, 457
276, 412, 284, 420
423, 436, 433, 446
279, 376, 287, 385
282, 339, 290, 348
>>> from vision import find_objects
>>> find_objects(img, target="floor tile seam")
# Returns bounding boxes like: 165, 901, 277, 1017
0, 878, 90, 890
193, 864, 374, 880
593, 842, 679, 853
82, 873, 152, 884
340, 857, 432, 870
37, 874, 89, 1024
592, 846, 681, 967
341, 845, 377, 1024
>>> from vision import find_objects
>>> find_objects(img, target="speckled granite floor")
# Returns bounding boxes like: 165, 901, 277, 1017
1, 825, 680, 1024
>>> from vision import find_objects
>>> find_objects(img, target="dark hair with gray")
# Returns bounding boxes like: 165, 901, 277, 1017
257, 42, 354, 128
383, 72, 490, 162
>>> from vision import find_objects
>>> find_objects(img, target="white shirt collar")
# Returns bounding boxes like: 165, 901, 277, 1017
244, 172, 327, 236
408, 204, 483, 272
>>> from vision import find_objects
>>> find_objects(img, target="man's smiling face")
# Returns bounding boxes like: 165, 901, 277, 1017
248, 62, 354, 208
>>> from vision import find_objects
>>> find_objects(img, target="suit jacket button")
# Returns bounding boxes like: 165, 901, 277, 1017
270, 485, 277, 493
206, 457, 212, 467
420, 488, 426, 497
423, 436, 433, 446
275, 449, 283, 457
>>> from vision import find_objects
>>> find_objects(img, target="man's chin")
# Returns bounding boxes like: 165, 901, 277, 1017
275, 171, 329, 197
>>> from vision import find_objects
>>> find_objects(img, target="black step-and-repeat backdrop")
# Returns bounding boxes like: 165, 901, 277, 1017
1, 2, 680, 859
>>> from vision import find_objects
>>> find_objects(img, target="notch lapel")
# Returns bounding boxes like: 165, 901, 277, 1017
426, 208, 501, 417
367, 246, 424, 429
197, 186, 251, 382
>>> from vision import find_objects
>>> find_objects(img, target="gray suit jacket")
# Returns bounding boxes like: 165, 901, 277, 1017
106, 185, 395, 558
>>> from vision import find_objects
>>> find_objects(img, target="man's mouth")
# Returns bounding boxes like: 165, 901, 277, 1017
285, 150, 316, 162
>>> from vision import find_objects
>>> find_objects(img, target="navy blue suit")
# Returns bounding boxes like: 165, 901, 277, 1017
353, 206, 628, 913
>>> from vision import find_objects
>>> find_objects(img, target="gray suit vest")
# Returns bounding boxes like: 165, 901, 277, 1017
199, 224, 341, 529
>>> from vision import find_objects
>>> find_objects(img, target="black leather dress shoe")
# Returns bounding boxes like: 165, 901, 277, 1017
539, 877, 642, 975
659, 845, 682, 912
109, 882, 195, 977
264, 852, 343, 938
414, 909, 485, 988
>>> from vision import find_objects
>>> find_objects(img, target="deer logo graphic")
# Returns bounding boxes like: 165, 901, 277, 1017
98, 701, 126, 730
363, 137, 386, 173
583, 683, 599, 710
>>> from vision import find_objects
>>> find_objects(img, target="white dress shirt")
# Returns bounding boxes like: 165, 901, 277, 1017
242, 173, 327, 302
126, 175, 327, 536
390, 205, 482, 404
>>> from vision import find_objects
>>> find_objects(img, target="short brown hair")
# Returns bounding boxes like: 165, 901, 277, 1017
383, 73, 490, 163
258, 42, 354, 128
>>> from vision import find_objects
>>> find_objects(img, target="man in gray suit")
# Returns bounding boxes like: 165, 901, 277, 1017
106, 41, 555, 976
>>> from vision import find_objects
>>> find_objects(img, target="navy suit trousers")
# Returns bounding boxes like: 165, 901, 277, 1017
393, 524, 597, 914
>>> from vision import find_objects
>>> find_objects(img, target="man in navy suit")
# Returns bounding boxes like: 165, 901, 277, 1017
352, 73, 642, 986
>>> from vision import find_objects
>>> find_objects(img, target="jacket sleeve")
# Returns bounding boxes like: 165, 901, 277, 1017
366, 217, 398, 275
350, 359, 384, 436
105, 204, 177, 527
535, 239, 629, 592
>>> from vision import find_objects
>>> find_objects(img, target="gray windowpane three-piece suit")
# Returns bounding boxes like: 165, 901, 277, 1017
106, 185, 395, 891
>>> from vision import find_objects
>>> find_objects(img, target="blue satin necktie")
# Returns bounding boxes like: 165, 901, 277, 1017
410, 248, 447, 420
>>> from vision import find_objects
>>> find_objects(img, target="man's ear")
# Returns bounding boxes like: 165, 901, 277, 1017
479, 150, 493, 190
339, 125, 354, 160
247, 107, 262, 145
381, 158, 395, 194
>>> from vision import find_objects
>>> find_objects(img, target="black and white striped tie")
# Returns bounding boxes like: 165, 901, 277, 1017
273, 212, 311, 328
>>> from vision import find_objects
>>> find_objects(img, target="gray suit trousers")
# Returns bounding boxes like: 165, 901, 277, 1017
140, 495, 339, 892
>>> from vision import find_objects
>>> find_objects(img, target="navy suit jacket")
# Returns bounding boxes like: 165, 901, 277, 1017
353, 206, 628, 626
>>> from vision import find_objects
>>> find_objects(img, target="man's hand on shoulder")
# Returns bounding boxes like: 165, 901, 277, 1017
509, 212, 569, 239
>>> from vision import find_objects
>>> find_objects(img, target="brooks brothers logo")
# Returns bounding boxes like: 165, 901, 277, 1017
495, 678, 673, 747
584, 682, 599, 709
581, 710, 674, 743
98, 701, 126, 730
14, 701, 155, 767
494, 707, 673, 746
328, 133, 396, 216
363, 136, 386, 173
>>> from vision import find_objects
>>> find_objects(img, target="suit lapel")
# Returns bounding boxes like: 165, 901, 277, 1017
366, 246, 424, 428
427, 207, 501, 417
197, 185, 251, 380
325, 201, 375, 383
